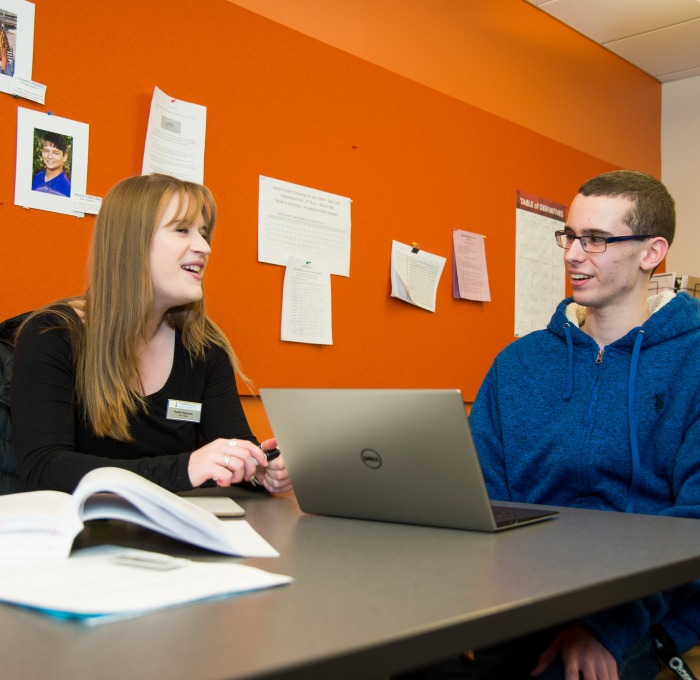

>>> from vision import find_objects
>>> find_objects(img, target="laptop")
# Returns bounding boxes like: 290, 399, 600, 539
259, 388, 558, 532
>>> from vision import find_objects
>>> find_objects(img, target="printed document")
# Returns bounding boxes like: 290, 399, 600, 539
0, 546, 292, 624
281, 256, 332, 345
452, 229, 490, 301
0, 466, 279, 563
391, 241, 446, 312
142, 86, 206, 183
258, 176, 351, 277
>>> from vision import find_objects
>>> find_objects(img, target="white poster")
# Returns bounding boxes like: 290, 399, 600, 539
514, 191, 566, 337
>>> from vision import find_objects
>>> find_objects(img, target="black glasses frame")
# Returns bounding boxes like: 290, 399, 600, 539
554, 230, 655, 253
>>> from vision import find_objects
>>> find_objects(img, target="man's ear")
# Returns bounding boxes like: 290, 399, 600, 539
640, 237, 669, 273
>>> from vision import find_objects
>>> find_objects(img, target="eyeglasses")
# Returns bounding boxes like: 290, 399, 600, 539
554, 230, 655, 253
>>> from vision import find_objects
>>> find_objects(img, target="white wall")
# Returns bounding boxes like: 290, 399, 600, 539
662, 76, 700, 279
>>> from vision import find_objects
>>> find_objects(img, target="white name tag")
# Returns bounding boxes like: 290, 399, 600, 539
166, 400, 202, 423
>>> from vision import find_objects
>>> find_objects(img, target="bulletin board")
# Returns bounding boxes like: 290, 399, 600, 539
0, 0, 619, 402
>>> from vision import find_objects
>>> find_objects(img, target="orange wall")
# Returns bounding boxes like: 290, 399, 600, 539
0, 0, 656, 423
228, 0, 661, 173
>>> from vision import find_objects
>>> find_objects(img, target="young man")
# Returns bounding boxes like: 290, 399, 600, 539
31, 132, 72, 197
400, 171, 700, 680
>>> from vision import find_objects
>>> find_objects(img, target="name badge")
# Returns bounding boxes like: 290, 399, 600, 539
166, 399, 202, 423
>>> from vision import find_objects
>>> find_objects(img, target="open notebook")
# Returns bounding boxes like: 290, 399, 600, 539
259, 388, 557, 532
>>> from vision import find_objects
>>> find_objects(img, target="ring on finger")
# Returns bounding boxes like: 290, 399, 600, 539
223, 454, 230, 469
229, 438, 237, 447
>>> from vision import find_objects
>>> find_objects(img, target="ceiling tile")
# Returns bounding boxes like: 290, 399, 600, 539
606, 19, 700, 81
524, 0, 700, 81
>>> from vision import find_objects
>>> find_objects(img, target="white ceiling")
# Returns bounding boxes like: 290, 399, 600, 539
525, 0, 700, 82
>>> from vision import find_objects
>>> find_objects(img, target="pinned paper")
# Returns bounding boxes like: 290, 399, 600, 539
258, 176, 351, 277
142, 86, 206, 183
452, 230, 490, 302
281, 256, 333, 345
390, 240, 446, 312
15, 108, 89, 218
0, 1, 36, 97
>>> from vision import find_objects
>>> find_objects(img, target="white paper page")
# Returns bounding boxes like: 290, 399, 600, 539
281, 256, 333, 345
83, 496, 278, 557
390, 241, 446, 312
10, 76, 45, 103
0, 489, 76, 531
0, 1, 35, 96
15, 108, 89, 217
514, 193, 566, 337
71, 193, 102, 215
258, 176, 351, 277
0, 490, 82, 563
453, 230, 491, 302
142, 86, 206, 183
0, 546, 292, 623
74, 467, 279, 557
184, 497, 245, 517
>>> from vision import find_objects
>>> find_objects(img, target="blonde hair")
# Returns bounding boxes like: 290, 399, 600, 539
29, 174, 250, 440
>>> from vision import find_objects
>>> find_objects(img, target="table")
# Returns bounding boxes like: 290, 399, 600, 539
3, 489, 700, 680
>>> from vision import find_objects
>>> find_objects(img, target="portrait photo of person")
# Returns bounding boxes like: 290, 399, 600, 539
31, 130, 72, 198
0, 10, 17, 77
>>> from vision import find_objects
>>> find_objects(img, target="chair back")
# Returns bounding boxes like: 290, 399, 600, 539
0, 312, 31, 494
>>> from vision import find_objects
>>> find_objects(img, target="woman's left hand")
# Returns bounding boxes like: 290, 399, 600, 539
253, 438, 293, 494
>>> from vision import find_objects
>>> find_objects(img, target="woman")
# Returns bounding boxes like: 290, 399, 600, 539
11, 173, 292, 495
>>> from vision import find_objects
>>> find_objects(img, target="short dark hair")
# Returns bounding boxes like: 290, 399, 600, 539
578, 170, 675, 246
41, 132, 69, 154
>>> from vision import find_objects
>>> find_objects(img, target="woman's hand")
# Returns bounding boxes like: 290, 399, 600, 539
251, 438, 293, 494
188, 437, 268, 488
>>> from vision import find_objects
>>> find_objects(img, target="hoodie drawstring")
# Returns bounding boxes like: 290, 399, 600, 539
562, 323, 573, 400
625, 329, 645, 513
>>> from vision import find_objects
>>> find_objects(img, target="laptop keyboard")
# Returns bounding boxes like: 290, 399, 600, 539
492, 504, 551, 527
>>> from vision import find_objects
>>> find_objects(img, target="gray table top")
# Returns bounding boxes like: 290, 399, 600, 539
3, 489, 700, 680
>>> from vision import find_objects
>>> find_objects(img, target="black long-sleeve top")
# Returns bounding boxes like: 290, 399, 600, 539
11, 312, 256, 493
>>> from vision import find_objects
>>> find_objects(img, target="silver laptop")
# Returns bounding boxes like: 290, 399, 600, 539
259, 388, 558, 532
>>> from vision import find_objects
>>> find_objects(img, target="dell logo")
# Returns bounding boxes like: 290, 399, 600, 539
360, 448, 382, 469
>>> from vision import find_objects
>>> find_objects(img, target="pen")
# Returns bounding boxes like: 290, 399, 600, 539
248, 446, 281, 486
263, 447, 281, 462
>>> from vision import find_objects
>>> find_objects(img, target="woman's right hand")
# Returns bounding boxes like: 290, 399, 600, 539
188, 438, 268, 488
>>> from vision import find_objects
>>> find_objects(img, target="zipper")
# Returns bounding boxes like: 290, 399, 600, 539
595, 348, 604, 364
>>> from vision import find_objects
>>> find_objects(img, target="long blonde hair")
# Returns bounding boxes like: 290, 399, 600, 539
29, 174, 250, 441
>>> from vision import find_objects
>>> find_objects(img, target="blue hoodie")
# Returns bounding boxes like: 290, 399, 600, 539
470, 291, 700, 660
